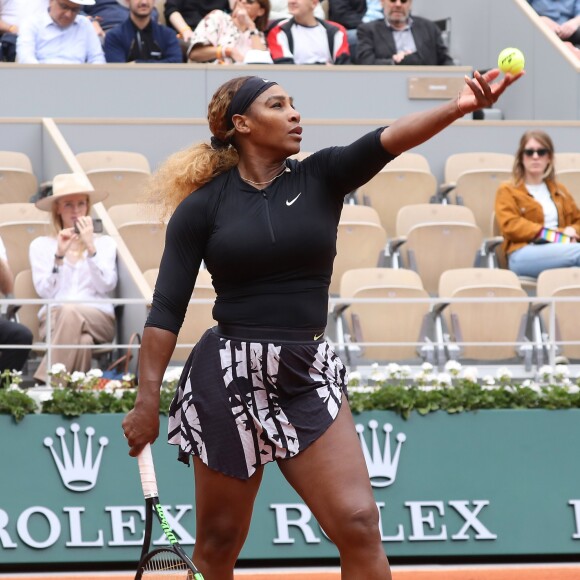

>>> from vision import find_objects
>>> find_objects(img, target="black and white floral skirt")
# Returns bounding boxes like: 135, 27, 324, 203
167, 326, 347, 480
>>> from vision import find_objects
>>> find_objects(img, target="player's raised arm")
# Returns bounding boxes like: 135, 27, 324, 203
380, 69, 524, 156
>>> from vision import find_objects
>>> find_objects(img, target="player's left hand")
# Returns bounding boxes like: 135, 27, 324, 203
457, 69, 524, 115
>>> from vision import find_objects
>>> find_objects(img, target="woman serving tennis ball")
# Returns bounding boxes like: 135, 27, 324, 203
123, 68, 524, 579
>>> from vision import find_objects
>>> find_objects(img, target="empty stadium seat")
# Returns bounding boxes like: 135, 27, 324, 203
357, 169, 438, 236
0, 151, 39, 203
392, 204, 483, 295
338, 268, 433, 364
76, 151, 151, 208
442, 152, 514, 188
331, 208, 387, 295
534, 267, 580, 362
436, 268, 531, 365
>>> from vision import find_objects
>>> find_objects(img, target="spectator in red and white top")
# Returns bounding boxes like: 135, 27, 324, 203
267, 0, 350, 64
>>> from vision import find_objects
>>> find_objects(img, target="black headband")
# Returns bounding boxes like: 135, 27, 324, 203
226, 77, 277, 129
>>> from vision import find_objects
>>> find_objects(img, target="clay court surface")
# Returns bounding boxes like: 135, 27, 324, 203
2, 565, 580, 579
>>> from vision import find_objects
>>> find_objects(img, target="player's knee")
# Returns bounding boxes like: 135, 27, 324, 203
196, 518, 248, 563
332, 502, 381, 550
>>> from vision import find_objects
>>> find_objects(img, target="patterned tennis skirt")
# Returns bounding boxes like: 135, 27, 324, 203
167, 325, 348, 480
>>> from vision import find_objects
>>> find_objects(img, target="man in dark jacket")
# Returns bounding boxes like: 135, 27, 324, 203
104, 0, 182, 62
357, 0, 454, 66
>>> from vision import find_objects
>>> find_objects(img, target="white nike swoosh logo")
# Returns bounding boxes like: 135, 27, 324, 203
286, 192, 302, 206
313, 332, 324, 340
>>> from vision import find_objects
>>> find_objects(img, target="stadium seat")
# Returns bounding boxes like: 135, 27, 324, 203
0, 151, 39, 203
385, 152, 432, 173
534, 267, 580, 362
76, 151, 151, 208
0, 221, 50, 277
0, 203, 49, 225
357, 168, 438, 236
338, 268, 433, 364
330, 209, 387, 295
107, 203, 158, 228
452, 169, 512, 237
555, 152, 580, 171
556, 170, 580, 208
391, 204, 483, 295
436, 268, 531, 365
442, 152, 514, 187
117, 221, 166, 273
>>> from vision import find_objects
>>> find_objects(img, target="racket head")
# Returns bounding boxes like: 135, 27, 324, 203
135, 546, 203, 579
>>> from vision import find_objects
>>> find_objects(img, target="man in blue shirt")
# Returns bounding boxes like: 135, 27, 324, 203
16, 0, 105, 63
104, 0, 182, 62
528, 0, 580, 52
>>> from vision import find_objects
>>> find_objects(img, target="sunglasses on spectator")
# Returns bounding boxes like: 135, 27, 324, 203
388, 0, 409, 3
523, 148, 549, 157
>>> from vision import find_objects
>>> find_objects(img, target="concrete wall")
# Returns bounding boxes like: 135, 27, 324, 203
54, 117, 580, 186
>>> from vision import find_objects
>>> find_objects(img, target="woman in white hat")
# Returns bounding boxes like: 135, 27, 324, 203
30, 173, 118, 384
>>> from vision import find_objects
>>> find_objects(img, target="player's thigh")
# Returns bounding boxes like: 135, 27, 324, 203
193, 457, 264, 532
277, 398, 377, 534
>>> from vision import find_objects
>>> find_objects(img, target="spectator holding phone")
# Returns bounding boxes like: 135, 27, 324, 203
495, 130, 580, 278
29, 173, 118, 384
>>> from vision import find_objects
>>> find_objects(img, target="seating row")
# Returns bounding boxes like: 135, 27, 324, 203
333, 266, 580, 369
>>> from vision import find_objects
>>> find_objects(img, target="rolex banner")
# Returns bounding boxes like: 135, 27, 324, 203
1, 410, 579, 565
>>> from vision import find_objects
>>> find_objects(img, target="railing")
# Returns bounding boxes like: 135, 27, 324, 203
1, 294, 579, 376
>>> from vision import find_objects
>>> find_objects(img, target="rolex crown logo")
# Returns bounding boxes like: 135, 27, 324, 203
356, 420, 406, 488
44, 423, 109, 492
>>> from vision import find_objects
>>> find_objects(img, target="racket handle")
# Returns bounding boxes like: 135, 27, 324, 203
137, 443, 159, 499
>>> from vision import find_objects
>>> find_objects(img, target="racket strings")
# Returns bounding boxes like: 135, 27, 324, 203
141, 550, 195, 578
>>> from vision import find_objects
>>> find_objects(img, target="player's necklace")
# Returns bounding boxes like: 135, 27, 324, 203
239, 163, 288, 187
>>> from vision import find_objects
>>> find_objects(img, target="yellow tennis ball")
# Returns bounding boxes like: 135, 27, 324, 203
498, 47, 525, 74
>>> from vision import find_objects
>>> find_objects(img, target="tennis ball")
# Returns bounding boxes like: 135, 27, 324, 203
497, 47, 525, 74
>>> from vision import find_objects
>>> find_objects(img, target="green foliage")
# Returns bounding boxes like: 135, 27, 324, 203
1, 362, 580, 421
0, 388, 37, 422
347, 362, 580, 418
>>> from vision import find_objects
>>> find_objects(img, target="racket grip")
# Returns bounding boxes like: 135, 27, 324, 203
137, 443, 159, 499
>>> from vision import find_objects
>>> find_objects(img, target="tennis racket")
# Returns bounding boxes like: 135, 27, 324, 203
135, 443, 204, 579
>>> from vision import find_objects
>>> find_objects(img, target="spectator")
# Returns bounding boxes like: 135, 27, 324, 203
495, 130, 580, 279
187, 0, 271, 64
104, 0, 182, 62
0, 0, 48, 61
29, 173, 117, 384
528, 0, 580, 57
267, 0, 350, 64
16, 0, 105, 63
0, 235, 32, 374
357, 0, 453, 66
83, 0, 159, 42
328, 0, 383, 62
269, 0, 324, 25
164, 0, 231, 45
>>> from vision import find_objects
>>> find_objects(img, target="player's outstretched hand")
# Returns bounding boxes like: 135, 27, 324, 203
457, 69, 524, 115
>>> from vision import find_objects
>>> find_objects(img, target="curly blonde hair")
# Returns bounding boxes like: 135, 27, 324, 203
148, 76, 255, 220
